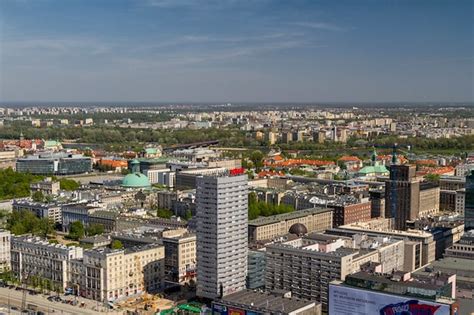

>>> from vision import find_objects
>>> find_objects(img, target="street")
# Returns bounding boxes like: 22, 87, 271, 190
0, 287, 121, 314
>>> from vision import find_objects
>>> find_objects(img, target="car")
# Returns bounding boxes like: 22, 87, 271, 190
11, 306, 19, 311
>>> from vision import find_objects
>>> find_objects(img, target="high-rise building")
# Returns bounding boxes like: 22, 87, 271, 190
385, 164, 420, 230
196, 173, 248, 299
465, 170, 474, 230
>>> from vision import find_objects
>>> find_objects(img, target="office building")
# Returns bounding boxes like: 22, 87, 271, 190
465, 170, 474, 230
329, 271, 458, 315
265, 233, 379, 308
385, 164, 420, 230
331, 200, 371, 227
16, 152, 92, 175
248, 207, 333, 242
196, 173, 248, 299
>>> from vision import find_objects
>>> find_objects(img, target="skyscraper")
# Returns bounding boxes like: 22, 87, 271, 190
465, 170, 474, 230
385, 164, 420, 230
196, 173, 248, 299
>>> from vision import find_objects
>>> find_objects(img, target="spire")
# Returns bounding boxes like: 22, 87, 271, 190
371, 146, 377, 165
391, 143, 398, 165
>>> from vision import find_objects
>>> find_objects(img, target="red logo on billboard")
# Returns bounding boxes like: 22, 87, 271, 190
230, 168, 245, 176
380, 300, 441, 315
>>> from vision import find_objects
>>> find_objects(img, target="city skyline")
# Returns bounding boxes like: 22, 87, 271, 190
1, 0, 473, 103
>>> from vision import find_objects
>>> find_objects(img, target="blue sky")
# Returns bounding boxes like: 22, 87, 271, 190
0, 0, 472, 103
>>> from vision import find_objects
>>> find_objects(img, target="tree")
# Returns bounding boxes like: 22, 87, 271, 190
59, 179, 80, 191
37, 218, 55, 238
157, 208, 173, 219
111, 240, 123, 249
32, 191, 45, 202
7, 210, 53, 236
424, 173, 440, 183
249, 150, 264, 172
184, 209, 192, 220
67, 221, 85, 240
86, 223, 104, 236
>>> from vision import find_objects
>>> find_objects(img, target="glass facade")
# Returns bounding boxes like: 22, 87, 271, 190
465, 170, 474, 230
16, 154, 92, 175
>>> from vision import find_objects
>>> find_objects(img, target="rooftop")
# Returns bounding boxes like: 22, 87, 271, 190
249, 207, 332, 227
215, 290, 317, 313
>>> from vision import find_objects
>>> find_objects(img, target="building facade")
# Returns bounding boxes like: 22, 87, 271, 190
162, 232, 196, 284
11, 236, 83, 292
385, 164, 420, 230
72, 244, 164, 302
248, 207, 333, 242
0, 230, 10, 272
196, 173, 248, 299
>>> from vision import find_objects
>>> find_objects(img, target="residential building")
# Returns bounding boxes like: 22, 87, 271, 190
29, 177, 60, 196
11, 236, 83, 291
247, 250, 265, 289
71, 244, 164, 302
196, 173, 248, 299
0, 230, 10, 272
12, 200, 62, 224
248, 207, 333, 242
162, 232, 196, 284
331, 200, 371, 227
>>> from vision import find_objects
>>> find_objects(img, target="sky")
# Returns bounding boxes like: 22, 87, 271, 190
0, 0, 473, 103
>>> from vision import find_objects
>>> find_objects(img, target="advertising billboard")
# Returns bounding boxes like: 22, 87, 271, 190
329, 284, 454, 315
228, 308, 245, 315
212, 304, 228, 315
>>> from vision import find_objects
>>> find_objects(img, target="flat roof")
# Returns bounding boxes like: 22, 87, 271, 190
216, 290, 316, 313
249, 207, 332, 227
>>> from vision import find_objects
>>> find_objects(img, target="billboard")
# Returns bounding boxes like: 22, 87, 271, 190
212, 304, 228, 315
329, 284, 454, 315
227, 308, 245, 315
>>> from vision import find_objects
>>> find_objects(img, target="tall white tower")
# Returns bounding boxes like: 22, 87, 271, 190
196, 173, 248, 299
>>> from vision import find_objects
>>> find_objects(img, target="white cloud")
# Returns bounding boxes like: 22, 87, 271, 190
291, 22, 346, 31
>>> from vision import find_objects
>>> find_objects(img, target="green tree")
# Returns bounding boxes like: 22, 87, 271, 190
111, 240, 123, 249
184, 209, 192, 220
424, 173, 441, 183
249, 150, 264, 172
32, 191, 45, 202
67, 221, 85, 240
59, 179, 80, 191
157, 208, 173, 219
86, 223, 105, 236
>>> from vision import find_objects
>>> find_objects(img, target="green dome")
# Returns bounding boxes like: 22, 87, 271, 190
122, 172, 151, 188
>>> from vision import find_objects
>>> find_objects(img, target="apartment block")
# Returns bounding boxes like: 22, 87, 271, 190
0, 230, 10, 272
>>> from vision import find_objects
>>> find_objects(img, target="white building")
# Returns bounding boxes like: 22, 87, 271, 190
11, 236, 83, 291
145, 168, 176, 187
71, 244, 164, 302
196, 173, 248, 299
0, 230, 10, 272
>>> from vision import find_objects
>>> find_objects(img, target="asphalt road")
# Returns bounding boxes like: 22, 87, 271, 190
0, 287, 106, 315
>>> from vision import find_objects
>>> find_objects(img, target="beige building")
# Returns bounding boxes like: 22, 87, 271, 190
418, 183, 440, 217
30, 177, 60, 196
162, 232, 196, 284
72, 244, 165, 302
248, 207, 333, 242
266, 131, 277, 145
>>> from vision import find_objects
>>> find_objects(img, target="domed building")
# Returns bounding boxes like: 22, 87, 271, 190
289, 223, 308, 237
122, 159, 151, 189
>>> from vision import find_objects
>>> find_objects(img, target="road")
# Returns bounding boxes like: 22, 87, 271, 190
0, 287, 114, 314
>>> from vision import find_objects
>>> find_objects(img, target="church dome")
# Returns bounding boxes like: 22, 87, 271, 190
289, 223, 308, 236
122, 172, 150, 188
